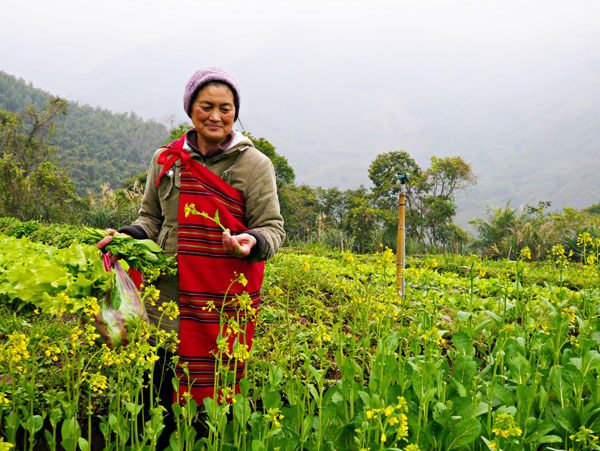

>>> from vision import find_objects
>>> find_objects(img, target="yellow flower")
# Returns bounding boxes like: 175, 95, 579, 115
397, 413, 409, 439
493, 413, 522, 438
232, 343, 250, 362
143, 285, 160, 306
341, 251, 355, 264
88, 373, 108, 393
184, 203, 198, 218
0, 392, 10, 405
161, 301, 180, 321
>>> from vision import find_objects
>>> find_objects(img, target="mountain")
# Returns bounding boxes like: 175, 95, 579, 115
3, 25, 599, 227
0, 71, 168, 194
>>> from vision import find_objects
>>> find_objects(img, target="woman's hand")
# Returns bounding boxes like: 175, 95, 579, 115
222, 230, 256, 258
96, 229, 131, 264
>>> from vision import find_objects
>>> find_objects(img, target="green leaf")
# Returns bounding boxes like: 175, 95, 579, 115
551, 368, 570, 407
474, 319, 493, 333
516, 384, 535, 410
555, 406, 579, 434
137, 238, 163, 253
475, 402, 488, 417
485, 310, 502, 322
457, 311, 472, 321
78, 437, 90, 451
25, 415, 44, 434
239, 377, 250, 397
60, 416, 81, 448
446, 418, 481, 450
452, 397, 474, 419
452, 331, 474, 356
537, 435, 563, 444
508, 354, 531, 385
452, 355, 477, 387
308, 383, 319, 403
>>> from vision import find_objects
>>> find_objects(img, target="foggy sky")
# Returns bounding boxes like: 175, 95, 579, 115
3, 0, 599, 115
3, 0, 600, 224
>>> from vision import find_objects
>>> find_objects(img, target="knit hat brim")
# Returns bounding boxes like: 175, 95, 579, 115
183, 67, 241, 121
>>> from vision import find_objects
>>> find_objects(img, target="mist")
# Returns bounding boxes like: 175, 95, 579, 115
2, 0, 599, 225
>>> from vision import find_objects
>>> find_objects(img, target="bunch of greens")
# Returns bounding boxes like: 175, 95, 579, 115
0, 234, 111, 314
84, 227, 176, 280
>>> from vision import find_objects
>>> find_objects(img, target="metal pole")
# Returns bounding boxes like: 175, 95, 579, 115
397, 182, 406, 298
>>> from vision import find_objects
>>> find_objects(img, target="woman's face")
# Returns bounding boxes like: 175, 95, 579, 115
190, 83, 236, 148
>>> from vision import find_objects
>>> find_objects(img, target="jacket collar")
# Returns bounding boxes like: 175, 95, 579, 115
183, 129, 252, 160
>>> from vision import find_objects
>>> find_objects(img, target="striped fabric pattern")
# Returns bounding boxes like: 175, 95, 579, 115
157, 136, 265, 404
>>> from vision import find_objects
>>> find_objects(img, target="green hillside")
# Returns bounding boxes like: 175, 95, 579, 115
0, 71, 168, 194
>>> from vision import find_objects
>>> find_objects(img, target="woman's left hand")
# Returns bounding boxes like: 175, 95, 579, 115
222, 230, 256, 258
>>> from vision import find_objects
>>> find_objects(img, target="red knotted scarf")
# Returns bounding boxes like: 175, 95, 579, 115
156, 135, 265, 404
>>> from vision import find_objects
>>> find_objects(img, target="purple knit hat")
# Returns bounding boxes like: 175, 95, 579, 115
183, 67, 240, 121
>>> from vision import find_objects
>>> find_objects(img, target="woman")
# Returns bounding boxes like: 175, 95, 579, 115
99, 66, 285, 438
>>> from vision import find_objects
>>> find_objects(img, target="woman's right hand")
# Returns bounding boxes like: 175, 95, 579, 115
97, 229, 130, 264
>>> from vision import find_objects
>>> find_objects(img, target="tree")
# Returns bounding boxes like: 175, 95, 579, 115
0, 97, 67, 174
344, 197, 387, 253
0, 99, 85, 222
368, 152, 475, 249
470, 201, 555, 260
417, 156, 476, 246
165, 122, 191, 144
0, 71, 168, 195
278, 184, 319, 242
427, 156, 476, 198
368, 151, 424, 211
313, 187, 345, 226
585, 202, 600, 216
242, 132, 295, 188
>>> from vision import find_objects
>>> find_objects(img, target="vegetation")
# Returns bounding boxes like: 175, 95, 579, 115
1, 226, 600, 449
0, 95, 146, 229
470, 201, 600, 263
0, 71, 167, 195
2, 73, 600, 450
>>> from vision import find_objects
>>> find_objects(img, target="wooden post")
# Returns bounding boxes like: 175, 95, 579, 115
397, 182, 406, 298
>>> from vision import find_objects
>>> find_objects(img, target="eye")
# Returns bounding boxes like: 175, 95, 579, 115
220, 107, 232, 114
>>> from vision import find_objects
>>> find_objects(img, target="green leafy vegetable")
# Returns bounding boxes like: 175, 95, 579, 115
0, 234, 111, 314
83, 227, 176, 280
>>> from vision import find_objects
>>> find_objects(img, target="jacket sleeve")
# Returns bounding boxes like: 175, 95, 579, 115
243, 154, 285, 261
130, 150, 164, 242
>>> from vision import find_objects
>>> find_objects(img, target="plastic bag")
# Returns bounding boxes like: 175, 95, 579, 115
95, 254, 148, 348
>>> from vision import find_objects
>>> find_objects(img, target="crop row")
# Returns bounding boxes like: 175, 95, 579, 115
0, 236, 599, 450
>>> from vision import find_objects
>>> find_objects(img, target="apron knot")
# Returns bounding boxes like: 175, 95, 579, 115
156, 141, 191, 187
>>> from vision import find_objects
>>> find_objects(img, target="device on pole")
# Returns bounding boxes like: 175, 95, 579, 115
396, 172, 409, 298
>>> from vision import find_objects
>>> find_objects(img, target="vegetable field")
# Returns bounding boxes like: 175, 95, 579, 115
1, 233, 600, 450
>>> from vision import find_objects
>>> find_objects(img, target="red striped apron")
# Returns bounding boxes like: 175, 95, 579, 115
156, 135, 265, 404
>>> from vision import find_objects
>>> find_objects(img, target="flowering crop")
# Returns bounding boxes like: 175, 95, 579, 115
1, 235, 600, 449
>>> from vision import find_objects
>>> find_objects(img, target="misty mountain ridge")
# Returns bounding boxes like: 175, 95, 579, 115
2, 29, 599, 227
